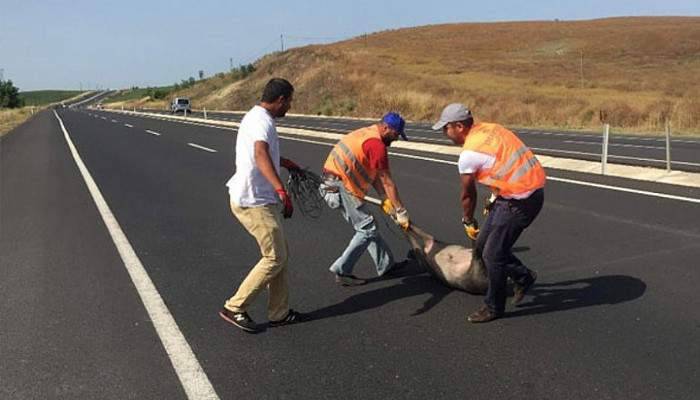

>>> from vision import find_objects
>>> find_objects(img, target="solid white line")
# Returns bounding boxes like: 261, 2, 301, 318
531, 147, 700, 167
52, 110, 220, 400
146, 130, 162, 136
124, 124, 133, 128
546, 177, 700, 204
187, 143, 217, 153
564, 139, 662, 150
105, 109, 700, 203
280, 134, 700, 204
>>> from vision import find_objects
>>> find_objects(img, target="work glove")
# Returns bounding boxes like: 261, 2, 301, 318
395, 207, 410, 231
280, 158, 301, 172
483, 193, 497, 216
276, 188, 294, 218
381, 198, 396, 215
462, 217, 479, 241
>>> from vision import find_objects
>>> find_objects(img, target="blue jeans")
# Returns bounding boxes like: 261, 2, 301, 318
475, 189, 544, 313
325, 179, 394, 276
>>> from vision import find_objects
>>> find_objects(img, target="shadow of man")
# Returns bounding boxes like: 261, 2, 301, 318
507, 275, 647, 319
308, 272, 453, 321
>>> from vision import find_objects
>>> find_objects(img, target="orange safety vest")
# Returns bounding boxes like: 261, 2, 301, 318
323, 125, 383, 199
463, 123, 546, 197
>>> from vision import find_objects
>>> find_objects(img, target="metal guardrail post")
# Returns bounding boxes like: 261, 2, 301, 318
601, 123, 610, 175
665, 120, 672, 172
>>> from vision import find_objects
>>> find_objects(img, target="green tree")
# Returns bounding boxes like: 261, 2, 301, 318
0, 80, 23, 108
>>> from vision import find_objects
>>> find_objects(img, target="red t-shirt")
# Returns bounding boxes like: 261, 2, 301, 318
362, 138, 389, 171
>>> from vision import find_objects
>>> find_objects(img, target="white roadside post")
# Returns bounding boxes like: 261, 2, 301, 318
665, 119, 672, 172
601, 123, 610, 175
121, 105, 124, 111
203, 107, 207, 120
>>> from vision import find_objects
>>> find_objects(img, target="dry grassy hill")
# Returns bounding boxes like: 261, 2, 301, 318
123, 17, 700, 133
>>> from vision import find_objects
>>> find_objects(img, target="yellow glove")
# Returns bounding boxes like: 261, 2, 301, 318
462, 218, 479, 240
395, 208, 410, 230
381, 198, 395, 215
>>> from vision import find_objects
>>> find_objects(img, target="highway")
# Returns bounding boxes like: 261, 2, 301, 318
2, 107, 699, 399
142, 108, 700, 173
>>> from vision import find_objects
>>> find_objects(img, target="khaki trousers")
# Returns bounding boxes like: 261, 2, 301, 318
224, 203, 289, 321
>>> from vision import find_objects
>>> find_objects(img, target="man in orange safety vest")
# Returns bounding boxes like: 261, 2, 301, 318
433, 103, 545, 323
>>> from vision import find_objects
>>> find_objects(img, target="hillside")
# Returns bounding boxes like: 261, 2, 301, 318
19, 90, 86, 106
114, 17, 700, 133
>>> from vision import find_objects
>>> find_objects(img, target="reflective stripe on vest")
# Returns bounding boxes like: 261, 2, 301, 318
463, 123, 545, 197
323, 126, 382, 198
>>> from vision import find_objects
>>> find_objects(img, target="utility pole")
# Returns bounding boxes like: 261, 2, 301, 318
280, 34, 284, 52
229, 57, 233, 71
0, 68, 4, 81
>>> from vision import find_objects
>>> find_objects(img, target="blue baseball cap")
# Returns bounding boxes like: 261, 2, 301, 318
382, 112, 407, 140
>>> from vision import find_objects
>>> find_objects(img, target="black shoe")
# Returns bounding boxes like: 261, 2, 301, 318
512, 270, 538, 305
269, 309, 309, 327
219, 308, 261, 333
467, 306, 502, 323
335, 273, 367, 286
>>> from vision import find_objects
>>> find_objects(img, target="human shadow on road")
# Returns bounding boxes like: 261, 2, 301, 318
308, 264, 453, 321
505, 275, 647, 319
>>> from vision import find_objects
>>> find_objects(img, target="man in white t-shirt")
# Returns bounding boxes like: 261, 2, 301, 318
219, 78, 307, 333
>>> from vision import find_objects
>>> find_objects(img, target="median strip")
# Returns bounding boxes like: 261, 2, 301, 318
103, 108, 700, 190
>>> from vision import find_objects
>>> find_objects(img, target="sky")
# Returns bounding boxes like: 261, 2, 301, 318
1, 0, 699, 91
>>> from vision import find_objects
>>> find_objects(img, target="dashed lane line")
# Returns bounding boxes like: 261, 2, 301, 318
146, 130, 162, 136
187, 143, 217, 153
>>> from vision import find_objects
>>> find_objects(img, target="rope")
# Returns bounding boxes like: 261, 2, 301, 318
286, 169, 325, 218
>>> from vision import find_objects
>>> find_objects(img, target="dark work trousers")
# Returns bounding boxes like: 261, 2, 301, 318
474, 188, 544, 313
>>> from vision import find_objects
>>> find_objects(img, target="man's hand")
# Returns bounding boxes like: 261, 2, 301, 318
396, 208, 410, 230
381, 198, 396, 215
276, 188, 294, 218
462, 218, 479, 240
280, 158, 301, 171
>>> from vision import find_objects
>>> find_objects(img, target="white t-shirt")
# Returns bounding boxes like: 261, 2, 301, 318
458, 150, 533, 199
226, 105, 280, 207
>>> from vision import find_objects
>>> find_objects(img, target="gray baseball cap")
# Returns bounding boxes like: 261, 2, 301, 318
432, 103, 472, 130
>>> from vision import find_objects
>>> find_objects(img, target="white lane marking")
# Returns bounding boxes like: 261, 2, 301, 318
101, 117, 107, 120
52, 110, 220, 400
563, 140, 663, 150
104, 109, 700, 201
530, 147, 700, 167
124, 124, 133, 128
111, 119, 118, 123
146, 130, 162, 136
187, 143, 217, 153
280, 135, 700, 204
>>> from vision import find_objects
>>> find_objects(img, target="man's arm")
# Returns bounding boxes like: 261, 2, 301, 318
377, 169, 403, 209
254, 141, 284, 190
460, 173, 478, 221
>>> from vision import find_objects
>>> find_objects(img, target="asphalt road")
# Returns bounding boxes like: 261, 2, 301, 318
143, 108, 700, 173
2, 108, 700, 399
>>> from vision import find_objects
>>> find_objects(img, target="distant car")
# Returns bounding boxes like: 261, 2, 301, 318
170, 97, 191, 114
